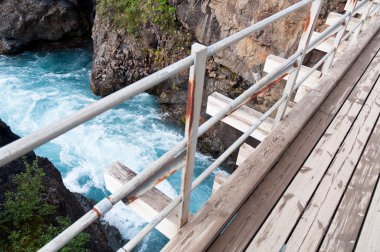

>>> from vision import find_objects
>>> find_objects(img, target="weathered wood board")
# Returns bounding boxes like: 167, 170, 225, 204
236, 143, 255, 166
208, 30, 380, 251
206, 92, 274, 141
326, 12, 366, 32
263, 54, 321, 103
285, 79, 380, 252
322, 123, 380, 251
104, 162, 179, 239
247, 99, 362, 252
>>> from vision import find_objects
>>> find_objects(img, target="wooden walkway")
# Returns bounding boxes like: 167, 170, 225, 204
209, 31, 380, 252
163, 21, 380, 252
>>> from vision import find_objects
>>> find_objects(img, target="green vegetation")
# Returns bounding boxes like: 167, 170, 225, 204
98, 0, 176, 33
0, 159, 90, 251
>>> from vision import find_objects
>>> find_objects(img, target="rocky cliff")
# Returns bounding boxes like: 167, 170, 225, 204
90, 0, 316, 96
0, 119, 121, 251
174, 0, 345, 80
90, 0, 193, 96
90, 0, 345, 160
0, 0, 346, 162
0, 0, 95, 54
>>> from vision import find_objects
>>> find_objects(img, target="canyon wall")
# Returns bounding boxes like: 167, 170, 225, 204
90, 0, 345, 160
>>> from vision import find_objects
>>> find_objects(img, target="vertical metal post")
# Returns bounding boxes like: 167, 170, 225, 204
179, 43, 207, 227
322, 0, 358, 74
275, 0, 324, 125
350, 0, 373, 45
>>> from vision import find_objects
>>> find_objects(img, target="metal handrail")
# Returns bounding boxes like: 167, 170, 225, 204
119, 1, 379, 249
0, 0, 377, 251
114, 1, 380, 250
0, 0, 313, 168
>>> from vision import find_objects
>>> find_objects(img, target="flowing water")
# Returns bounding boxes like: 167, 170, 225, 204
0, 48, 221, 251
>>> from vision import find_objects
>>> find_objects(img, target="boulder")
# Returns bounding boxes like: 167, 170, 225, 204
0, 0, 95, 54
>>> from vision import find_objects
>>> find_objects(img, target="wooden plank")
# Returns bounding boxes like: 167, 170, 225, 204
264, 54, 321, 88
347, 54, 380, 104
104, 162, 179, 239
212, 173, 230, 194
326, 12, 366, 32
313, 32, 336, 53
206, 92, 274, 141
320, 98, 380, 251
236, 143, 255, 166
355, 164, 380, 251
247, 99, 362, 252
318, 32, 380, 114
264, 54, 322, 103
294, 85, 315, 103
264, 54, 321, 103
312, 32, 348, 54
162, 20, 380, 252
209, 33, 380, 252
344, 1, 377, 15
345, 0, 368, 14
209, 111, 331, 252
285, 79, 380, 252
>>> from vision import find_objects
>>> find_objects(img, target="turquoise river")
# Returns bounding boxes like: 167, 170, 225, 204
0, 48, 222, 251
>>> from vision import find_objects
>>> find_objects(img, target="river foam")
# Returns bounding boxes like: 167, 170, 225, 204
0, 48, 219, 251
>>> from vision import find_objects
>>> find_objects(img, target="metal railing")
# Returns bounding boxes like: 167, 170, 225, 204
0, 0, 378, 251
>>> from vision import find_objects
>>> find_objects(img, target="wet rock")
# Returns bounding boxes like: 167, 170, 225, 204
74, 193, 124, 251
0, 0, 95, 54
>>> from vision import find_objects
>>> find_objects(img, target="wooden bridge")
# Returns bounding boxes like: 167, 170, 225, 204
163, 24, 380, 252
0, 0, 379, 251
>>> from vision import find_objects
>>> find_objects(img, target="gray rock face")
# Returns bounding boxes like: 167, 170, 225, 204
0, 0, 95, 54
90, 20, 148, 96
90, 0, 345, 166
90, 15, 192, 96
174, 0, 345, 80
174, 0, 310, 80
91, 0, 347, 95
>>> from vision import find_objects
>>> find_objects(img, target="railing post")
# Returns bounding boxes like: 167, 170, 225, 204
179, 43, 207, 227
275, 0, 324, 125
322, 0, 358, 74
350, 0, 373, 45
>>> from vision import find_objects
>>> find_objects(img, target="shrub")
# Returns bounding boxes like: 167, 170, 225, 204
98, 0, 176, 34
0, 159, 90, 251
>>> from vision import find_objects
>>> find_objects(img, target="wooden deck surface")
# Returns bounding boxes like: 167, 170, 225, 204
163, 19, 380, 252
210, 32, 380, 252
